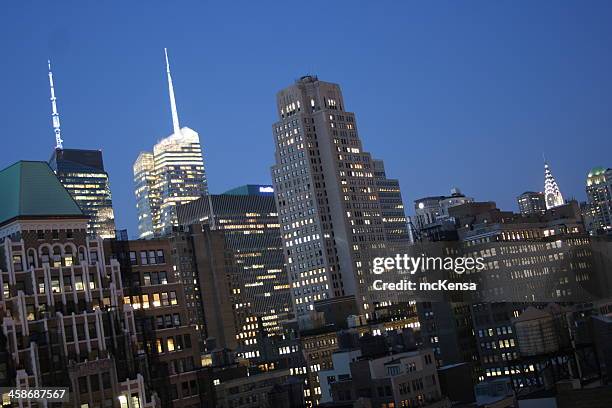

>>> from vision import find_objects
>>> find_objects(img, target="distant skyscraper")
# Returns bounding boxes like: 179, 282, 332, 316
585, 167, 612, 234
49, 149, 117, 238
134, 49, 207, 238
544, 161, 564, 209
271, 75, 408, 317
177, 184, 293, 358
46, 61, 116, 238
517, 191, 546, 215
372, 160, 410, 242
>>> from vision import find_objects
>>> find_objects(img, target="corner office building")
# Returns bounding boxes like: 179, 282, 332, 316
0, 161, 157, 407
49, 148, 117, 239
271, 75, 409, 317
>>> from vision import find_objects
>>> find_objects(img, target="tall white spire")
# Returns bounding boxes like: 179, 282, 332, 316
544, 160, 564, 209
47, 60, 64, 149
164, 48, 181, 135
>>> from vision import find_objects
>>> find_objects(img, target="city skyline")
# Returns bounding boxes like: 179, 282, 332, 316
2, 2, 612, 237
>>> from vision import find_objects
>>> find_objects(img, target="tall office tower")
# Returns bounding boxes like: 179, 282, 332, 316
585, 167, 612, 234
134, 152, 160, 239
372, 160, 410, 242
134, 49, 207, 238
46, 61, 116, 238
544, 161, 564, 209
177, 184, 293, 359
49, 149, 117, 239
0, 161, 158, 407
517, 191, 546, 215
271, 75, 405, 317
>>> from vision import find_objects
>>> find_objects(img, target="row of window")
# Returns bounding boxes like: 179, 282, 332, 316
123, 291, 178, 309
129, 250, 165, 265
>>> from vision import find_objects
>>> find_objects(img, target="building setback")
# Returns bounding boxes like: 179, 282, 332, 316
49, 148, 117, 239
271, 75, 408, 317
134, 49, 207, 238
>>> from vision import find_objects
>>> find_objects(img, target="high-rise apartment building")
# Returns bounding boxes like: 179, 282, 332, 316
45, 61, 116, 239
585, 167, 612, 234
270, 75, 407, 317
49, 148, 116, 239
177, 185, 293, 359
0, 161, 157, 407
134, 49, 207, 238
517, 191, 546, 215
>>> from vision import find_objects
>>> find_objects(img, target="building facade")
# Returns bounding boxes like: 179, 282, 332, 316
49, 148, 116, 239
177, 186, 293, 360
585, 167, 612, 235
271, 75, 408, 317
0, 161, 157, 408
104, 238, 204, 407
134, 49, 207, 238
517, 191, 546, 216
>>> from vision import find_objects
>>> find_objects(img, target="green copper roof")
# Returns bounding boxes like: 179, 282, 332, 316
0, 161, 83, 225
588, 167, 608, 178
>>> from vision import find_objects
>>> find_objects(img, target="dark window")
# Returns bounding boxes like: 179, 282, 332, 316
78, 376, 88, 393
156, 250, 165, 264
90, 374, 100, 392
159, 272, 168, 284
102, 372, 111, 389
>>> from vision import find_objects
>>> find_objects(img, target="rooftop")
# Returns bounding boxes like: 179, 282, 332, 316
0, 161, 84, 226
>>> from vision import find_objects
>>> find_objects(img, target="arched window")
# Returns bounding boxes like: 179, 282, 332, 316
40, 246, 50, 265
27, 248, 37, 268
52, 246, 62, 268
64, 245, 74, 267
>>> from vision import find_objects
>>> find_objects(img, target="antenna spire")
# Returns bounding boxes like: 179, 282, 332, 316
48, 60, 64, 149
164, 48, 181, 135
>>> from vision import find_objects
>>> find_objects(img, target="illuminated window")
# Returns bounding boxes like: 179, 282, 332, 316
167, 337, 175, 352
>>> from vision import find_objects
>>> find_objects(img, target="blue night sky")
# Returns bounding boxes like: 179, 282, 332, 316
1, 1, 612, 237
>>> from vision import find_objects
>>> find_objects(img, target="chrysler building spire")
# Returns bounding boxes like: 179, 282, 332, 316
47, 60, 64, 149
164, 48, 181, 135
544, 160, 564, 209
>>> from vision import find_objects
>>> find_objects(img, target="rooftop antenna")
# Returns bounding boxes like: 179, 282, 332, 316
48, 60, 64, 149
164, 48, 181, 135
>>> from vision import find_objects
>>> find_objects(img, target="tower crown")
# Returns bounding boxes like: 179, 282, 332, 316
544, 161, 564, 209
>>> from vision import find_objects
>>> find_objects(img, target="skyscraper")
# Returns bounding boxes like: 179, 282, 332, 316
49, 148, 117, 239
134, 49, 207, 238
46, 61, 116, 239
177, 185, 293, 359
585, 167, 612, 234
517, 191, 546, 215
270, 75, 408, 317
544, 161, 564, 209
